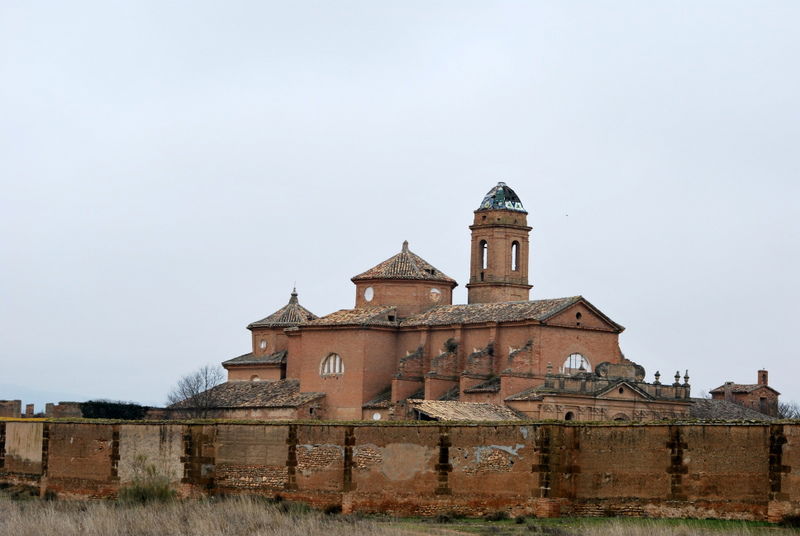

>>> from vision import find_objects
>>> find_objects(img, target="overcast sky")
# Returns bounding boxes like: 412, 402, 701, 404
1, 1, 798, 409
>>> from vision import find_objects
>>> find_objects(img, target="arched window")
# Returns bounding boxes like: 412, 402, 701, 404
564, 411, 574, 421
511, 241, 520, 271
320, 353, 344, 376
250, 375, 260, 382
561, 353, 591, 374
479, 240, 488, 270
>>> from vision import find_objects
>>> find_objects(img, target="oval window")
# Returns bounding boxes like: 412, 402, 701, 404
429, 288, 441, 302
372, 412, 382, 421
364, 287, 374, 302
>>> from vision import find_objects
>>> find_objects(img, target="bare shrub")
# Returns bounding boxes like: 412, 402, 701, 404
778, 400, 800, 419
117, 454, 176, 504
166, 364, 225, 418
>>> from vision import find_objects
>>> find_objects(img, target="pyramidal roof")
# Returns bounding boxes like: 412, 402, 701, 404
477, 181, 526, 213
351, 241, 457, 285
247, 289, 318, 329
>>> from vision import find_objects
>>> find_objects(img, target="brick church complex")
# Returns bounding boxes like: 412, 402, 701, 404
174, 182, 777, 422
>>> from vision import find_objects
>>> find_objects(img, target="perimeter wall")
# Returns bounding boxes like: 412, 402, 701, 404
0, 421, 797, 522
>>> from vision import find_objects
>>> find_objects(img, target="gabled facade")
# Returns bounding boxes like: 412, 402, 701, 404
710, 370, 780, 417
214, 182, 692, 421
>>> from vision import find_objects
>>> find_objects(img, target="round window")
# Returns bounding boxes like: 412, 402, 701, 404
429, 288, 441, 302
372, 412, 382, 421
364, 287, 374, 302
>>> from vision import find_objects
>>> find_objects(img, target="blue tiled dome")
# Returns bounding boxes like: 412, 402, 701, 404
477, 182, 526, 213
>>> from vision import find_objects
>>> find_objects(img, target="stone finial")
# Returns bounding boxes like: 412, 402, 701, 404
546, 362, 553, 376
402, 240, 409, 253
683, 370, 690, 385
674, 371, 681, 386
654, 370, 661, 385
289, 287, 298, 304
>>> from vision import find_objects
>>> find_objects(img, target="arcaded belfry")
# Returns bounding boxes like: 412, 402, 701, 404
467, 182, 533, 304
185, 181, 773, 424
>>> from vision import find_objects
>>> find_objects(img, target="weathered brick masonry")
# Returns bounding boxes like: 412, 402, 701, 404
0, 421, 798, 521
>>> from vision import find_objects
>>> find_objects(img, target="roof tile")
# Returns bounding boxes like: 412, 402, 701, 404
352, 241, 456, 284
248, 290, 318, 329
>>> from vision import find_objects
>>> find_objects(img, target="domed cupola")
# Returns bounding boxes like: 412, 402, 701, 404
477, 182, 527, 213
467, 182, 533, 304
248, 288, 318, 329
351, 241, 457, 317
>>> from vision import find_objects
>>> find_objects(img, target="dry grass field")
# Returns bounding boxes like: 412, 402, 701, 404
0, 490, 798, 536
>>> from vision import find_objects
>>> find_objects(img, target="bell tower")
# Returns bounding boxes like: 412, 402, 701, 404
466, 182, 532, 304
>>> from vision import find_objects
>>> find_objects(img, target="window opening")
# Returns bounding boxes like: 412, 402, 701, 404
479, 240, 488, 270
561, 353, 591, 374
564, 411, 574, 421
511, 241, 520, 271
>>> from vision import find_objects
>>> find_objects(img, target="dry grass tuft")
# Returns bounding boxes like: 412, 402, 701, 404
0, 496, 790, 536
0, 497, 406, 536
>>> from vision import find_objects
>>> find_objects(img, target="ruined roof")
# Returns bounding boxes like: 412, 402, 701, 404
172, 380, 324, 409
408, 400, 522, 421
463, 376, 501, 393
506, 378, 659, 402
248, 289, 318, 329
222, 350, 287, 367
351, 241, 456, 284
363, 388, 392, 409
709, 383, 781, 395
400, 296, 583, 327
476, 182, 526, 213
439, 386, 460, 401
305, 306, 399, 327
689, 398, 774, 421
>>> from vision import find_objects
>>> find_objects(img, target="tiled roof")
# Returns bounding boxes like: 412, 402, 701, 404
400, 296, 582, 327
689, 398, 774, 421
222, 350, 286, 367
409, 400, 522, 421
476, 181, 527, 213
248, 289, 318, 328
463, 376, 501, 393
351, 241, 456, 284
172, 380, 324, 409
305, 306, 399, 327
709, 383, 780, 395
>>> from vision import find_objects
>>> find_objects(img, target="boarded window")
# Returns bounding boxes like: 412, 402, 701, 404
321, 353, 344, 376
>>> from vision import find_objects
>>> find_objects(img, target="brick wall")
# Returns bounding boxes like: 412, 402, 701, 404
1, 421, 799, 522
0, 400, 21, 418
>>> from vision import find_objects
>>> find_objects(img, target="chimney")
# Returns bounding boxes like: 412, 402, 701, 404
758, 369, 768, 386
724, 381, 733, 402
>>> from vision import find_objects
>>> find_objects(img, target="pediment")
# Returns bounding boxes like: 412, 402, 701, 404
542, 298, 624, 333
596, 381, 653, 401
